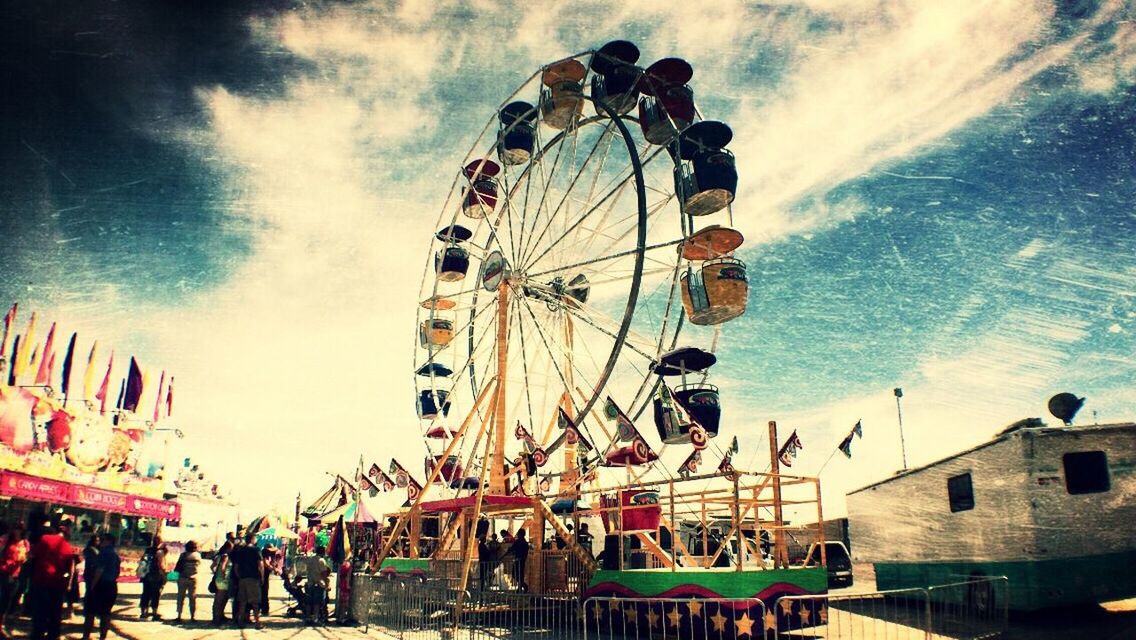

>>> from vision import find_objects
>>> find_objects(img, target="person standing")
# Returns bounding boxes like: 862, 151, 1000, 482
477, 535, 490, 590
27, 521, 75, 640
174, 541, 201, 622
303, 546, 330, 625
81, 534, 119, 640
209, 540, 232, 626
138, 536, 169, 619
508, 529, 529, 592
0, 524, 29, 638
231, 534, 264, 630
80, 535, 99, 606
258, 546, 276, 617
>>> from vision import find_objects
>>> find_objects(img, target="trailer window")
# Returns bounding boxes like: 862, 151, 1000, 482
947, 473, 974, 512
1063, 451, 1110, 494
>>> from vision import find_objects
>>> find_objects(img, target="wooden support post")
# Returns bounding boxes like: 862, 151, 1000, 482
768, 420, 788, 569
376, 378, 497, 565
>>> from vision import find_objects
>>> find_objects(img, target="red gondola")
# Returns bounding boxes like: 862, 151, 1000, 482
637, 58, 695, 145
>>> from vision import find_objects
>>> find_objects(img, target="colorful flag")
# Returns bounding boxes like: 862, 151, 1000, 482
389, 459, 422, 501
60, 333, 77, 398
95, 351, 114, 415
14, 311, 36, 378
123, 357, 143, 412
328, 515, 351, 565
165, 376, 174, 417
838, 420, 864, 459
368, 463, 396, 492
777, 430, 803, 467
45, 352, 56, 388
677, 450, 702, 478
718, 436, 739, 476
152, 371, 165, 423
34, 322, 56, 386
0, 303, 16, 359
557, 408, 593, 451
605, 396, 640, 442
6, 336, 18, 386
82, 341, 99, 401
359, 473, 380, 495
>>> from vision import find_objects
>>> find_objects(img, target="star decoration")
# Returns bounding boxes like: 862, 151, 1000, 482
591, 601, 605, 621
734, 612, 755, 637
799, 605, 812, 625
688, 600, 703, 618
779, 599, 793, 614
667, 605, 683, 628
645, 607, 660, 629
764, 609, 778, 632
710, 610, 728, 632
624, 605, 637, 624
609, 600, 621, 612
818, 604, 828, 624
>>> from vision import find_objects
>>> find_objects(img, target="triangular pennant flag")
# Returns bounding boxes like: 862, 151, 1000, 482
677, 449, 702, 478
0, 303, 16, 359
123, 357, 143, 412
853, 420, 863, 439
6, 336, 18, 386
34, 322, 56, 386
838, 433, 855, 459
15, 311, 36, 378
605, 396, 640, 442
82, 341, 99, 402
165, 376, 174, 417
60, 333, 77, 399
558, 408, 593, 451
152, 371, 166, 423
96, 351, 114, 415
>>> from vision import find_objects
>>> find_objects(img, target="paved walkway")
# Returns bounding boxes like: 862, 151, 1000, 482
5, 578, 389, 640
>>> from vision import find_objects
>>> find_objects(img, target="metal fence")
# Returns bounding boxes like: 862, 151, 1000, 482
583, 596, 768, 640
353, 574, 583, 639
775, 576, 1008, 639
353, 573, 1008, 640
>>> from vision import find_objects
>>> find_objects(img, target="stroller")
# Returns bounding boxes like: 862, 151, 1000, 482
282, 572, 307, 618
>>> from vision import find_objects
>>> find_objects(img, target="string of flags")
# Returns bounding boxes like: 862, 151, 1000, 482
838, 420, 864, 458
388, 458, 423, 501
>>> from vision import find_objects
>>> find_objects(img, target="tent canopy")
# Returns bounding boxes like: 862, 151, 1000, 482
315, 498, 379, 524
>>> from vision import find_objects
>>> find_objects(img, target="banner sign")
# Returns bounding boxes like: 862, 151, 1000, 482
0, 471, 180, 520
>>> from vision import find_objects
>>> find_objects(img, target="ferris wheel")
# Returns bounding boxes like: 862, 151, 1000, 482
413, 41, 749, 501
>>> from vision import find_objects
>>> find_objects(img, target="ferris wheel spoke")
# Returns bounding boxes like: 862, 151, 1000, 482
516, 124, 573, 265
517, 121, 619, 267
525, 237, 684, 280
511, 289, 584, 420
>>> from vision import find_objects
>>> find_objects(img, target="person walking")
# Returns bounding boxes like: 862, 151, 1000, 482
27, 521, 74, 640
508, 529, 530, 592
231, 534, 264, 630
81, 534, 119, 640
174, 541, 201, 622
209, 540, 232, 626
138, 536, 169, 619
0, 524, 29, 638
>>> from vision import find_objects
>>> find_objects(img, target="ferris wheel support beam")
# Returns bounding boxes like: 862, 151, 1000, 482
491, 281, 510, 495
374, 377, 498, 568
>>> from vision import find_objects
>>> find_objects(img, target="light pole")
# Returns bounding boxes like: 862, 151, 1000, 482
894, 387, 908, 471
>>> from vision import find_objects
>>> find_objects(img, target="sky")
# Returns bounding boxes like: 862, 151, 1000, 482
1, 0, 1133, 525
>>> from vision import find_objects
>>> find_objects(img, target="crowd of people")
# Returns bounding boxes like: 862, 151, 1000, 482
0, 514, 352, 639
0, 516, 120, 640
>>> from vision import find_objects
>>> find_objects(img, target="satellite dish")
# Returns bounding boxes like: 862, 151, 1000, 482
1047, 392, 1085, 425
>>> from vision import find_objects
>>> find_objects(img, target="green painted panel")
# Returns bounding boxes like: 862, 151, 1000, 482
380, 557, 431, 573
587, 567, 827, 599
874, 548, 1136, 611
